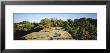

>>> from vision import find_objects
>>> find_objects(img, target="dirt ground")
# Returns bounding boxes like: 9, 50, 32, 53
23, 29, 73, 40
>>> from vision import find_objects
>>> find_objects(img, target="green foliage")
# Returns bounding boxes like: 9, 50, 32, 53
63, 18, 97, 40
40, 18, 51, 28
14, 21, 35, 32
40, 18, 64, 28
51, 18, 64, 27
14, 17, 97, 40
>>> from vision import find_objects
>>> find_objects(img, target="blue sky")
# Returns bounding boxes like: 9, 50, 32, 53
14, 13, 97, 23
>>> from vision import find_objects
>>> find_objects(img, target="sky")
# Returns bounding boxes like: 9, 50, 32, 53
14, 13, 97, 23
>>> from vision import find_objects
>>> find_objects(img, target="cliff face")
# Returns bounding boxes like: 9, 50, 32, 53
23, 27, 73, 40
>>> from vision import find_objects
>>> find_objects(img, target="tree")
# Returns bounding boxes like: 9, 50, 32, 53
63, 18, 97, 40
14, 21, 35, 31
40, 18, 51, 28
